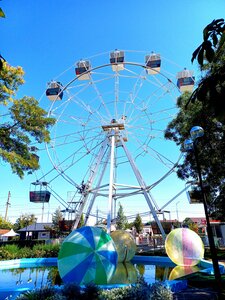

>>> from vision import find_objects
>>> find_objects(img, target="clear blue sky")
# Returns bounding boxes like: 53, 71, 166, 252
0, 0, 225, 224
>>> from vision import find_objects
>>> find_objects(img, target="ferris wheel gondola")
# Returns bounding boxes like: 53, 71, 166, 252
29, 181, 51, 203
145, 53, 161, 74
75, 60, 91, 80
110, 50, 125, 71
46, 81, 63, 101
177, 68, 195, 92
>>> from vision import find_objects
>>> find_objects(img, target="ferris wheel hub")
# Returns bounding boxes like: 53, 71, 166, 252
102, 122, 125, 132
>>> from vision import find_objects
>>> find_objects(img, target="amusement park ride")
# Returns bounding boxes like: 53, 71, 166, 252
29, 50, 195, 239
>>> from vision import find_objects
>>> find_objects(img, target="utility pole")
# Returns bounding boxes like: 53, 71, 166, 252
4, 191, 11, 221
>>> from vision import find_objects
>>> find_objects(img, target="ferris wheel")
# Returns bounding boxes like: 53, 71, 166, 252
38, 50, 195, 238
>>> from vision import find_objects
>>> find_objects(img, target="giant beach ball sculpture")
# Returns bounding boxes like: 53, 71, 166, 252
165, 228, 204, 266
111, 230, 137, 262
58, 226, 118, 285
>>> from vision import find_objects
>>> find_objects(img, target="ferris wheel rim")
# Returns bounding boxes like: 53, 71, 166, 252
44, 52, 182, 193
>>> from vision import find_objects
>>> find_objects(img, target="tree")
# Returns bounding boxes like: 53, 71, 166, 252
52, 207, 63, 227
165, 20, 225, 220
0, 62, 55, 178
182, 218, 198, 233
13, 213, 37, 231
0, 215, 12, 229
0, 3, 6, 70
188, 19, 225, 122
165, 92, 225, 220
133, 213, 143, 234
77, 213, 84, 228
116, 202, 128, 230
191, 19, 225, 66
51, 207, 63, 237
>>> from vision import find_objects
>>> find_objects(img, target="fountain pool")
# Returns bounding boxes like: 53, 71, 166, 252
0, 256, 218, 300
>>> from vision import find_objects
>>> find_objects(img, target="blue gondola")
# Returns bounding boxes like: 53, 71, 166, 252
30, 181, 51, 203
145, 53, 161, 74
46, 81, 63, 101
75, 60, 91, 80
110, 50, 125, 71
177, 69, 195, 92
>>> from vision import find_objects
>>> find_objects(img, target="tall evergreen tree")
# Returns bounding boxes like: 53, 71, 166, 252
133, 213, 143, 234
116, 202, 128, 230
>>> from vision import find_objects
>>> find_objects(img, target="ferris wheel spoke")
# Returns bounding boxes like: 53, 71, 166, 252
89, 73, 113, 121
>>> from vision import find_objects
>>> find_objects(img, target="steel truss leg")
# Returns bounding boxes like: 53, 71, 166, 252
120, 137, 166, 240
107, 132, 116, 233
72, 138, 109, 230
84, 151, 110, 226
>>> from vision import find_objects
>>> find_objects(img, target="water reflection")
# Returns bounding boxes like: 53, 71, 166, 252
109, 262, 138, 284
169, 265, 200, 280
0, 261, 200, 291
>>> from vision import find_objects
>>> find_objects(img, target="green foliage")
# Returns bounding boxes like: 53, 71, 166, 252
13, 214, 37, 231
189, 19, 225, 122
78, 213, 85, 228
16, 287, 56, 300
0, 243, 60, 260
16, 279, 173, 300
0, 215, 13, 229
0, 8, 5, 18
0, 62, 55, 178
182, 218, 198, 233
133, 214, 143, 234
32, 243, 60, 258
116, 202, 128, 230
192, 19, 225, 66
51, 207, 63, 237
165, 91, 225, 220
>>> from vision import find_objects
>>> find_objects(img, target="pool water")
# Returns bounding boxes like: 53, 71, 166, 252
0, 257, 199, 299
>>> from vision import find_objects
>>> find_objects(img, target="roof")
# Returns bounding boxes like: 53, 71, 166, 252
18, 222, 53, 232
190, 217, 206, 224
0, 229, 10, 236
2, 229, 19, 236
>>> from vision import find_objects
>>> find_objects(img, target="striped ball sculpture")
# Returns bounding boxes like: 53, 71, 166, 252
58, 226, 118, 285
165, 228, 204, 266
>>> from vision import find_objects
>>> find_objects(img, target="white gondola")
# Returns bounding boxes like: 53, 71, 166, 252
177, 69, 195, 92
75, 60, 91, 80
46, 81, 63, 101
30, 181, 51, 203
110, 50, 124, 71
145, 53, 161, 75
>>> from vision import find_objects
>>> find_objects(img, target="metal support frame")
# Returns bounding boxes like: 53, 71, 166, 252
107, 131, 116, 233
72, 124, 166, 240
120, 137, 166, 240
72, 138, 109, 229
84, 151, 110, 226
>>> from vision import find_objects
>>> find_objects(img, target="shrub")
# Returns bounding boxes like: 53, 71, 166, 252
0, 243, 60, 260
99, 278, 173, 300
16, 287, 56, 300
0, 244, 20, 260
32, 243, 60, 258
16, 277, 173, 300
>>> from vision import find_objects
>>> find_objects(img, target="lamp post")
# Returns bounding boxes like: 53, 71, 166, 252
184, 126, 222, 289
176, 201, 180, 221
